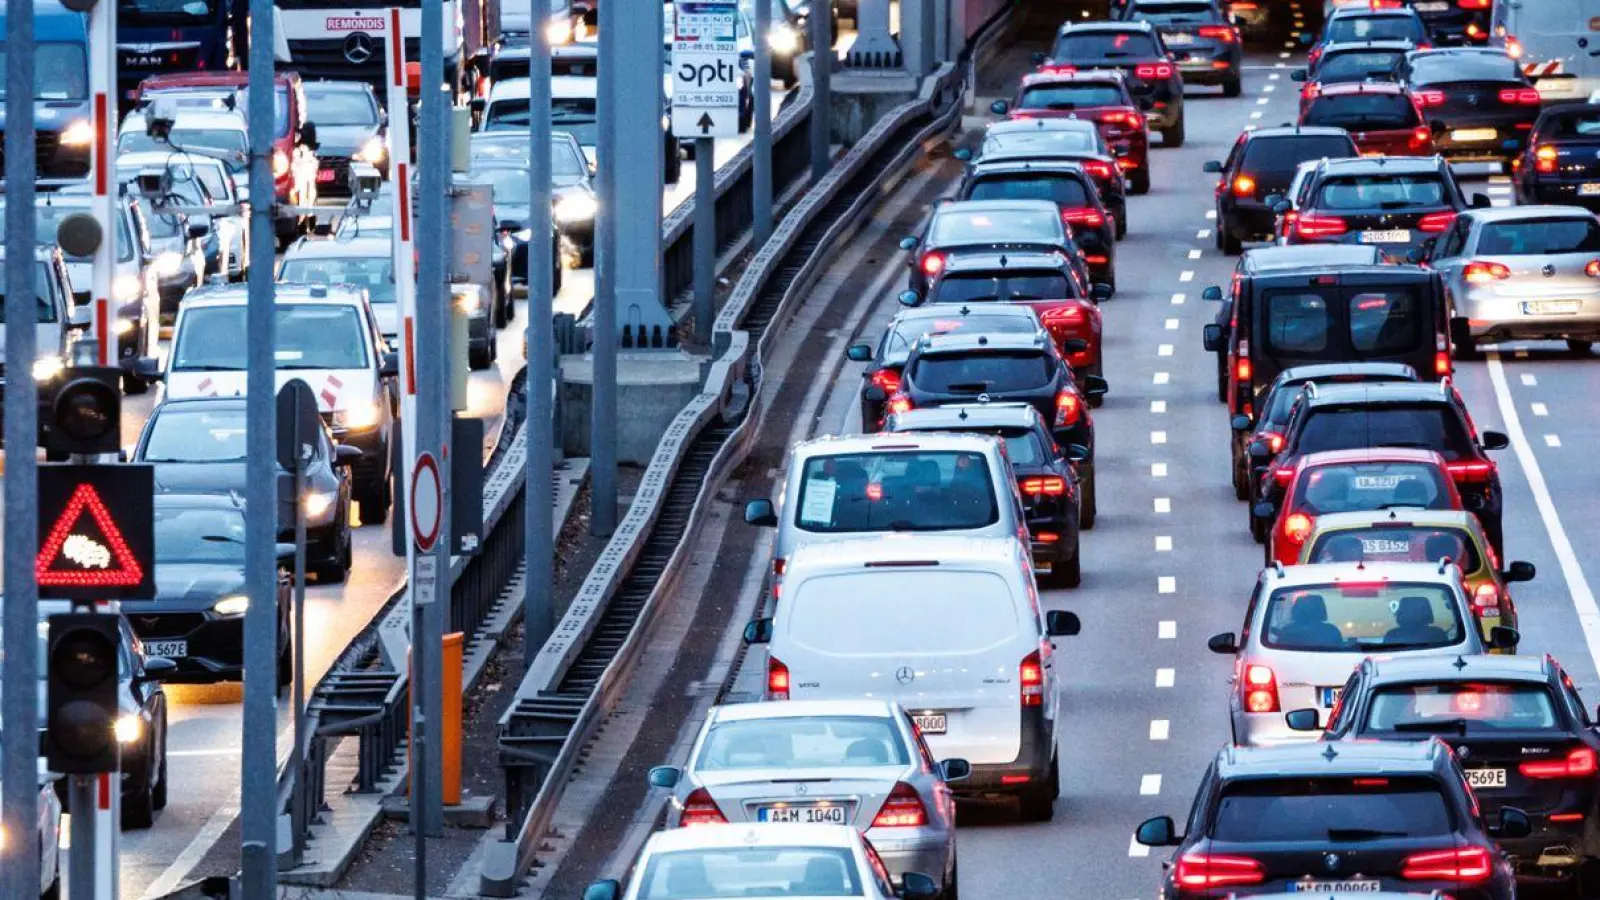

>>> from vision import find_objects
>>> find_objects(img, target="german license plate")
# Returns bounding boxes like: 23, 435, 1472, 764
1452, 128, 1498, 142
1320, 686, 1343, 708
758, 805, 848, 824
1465, 768, 1507, 790
1163, 31, 1196, 45
145, 640, 187, 658
912, 713, 948, 734
1579, 183, 1600, 196
317, 169, 337, 183
1524, 300, 1581, 315
1293, 880, 1381, 892
1360, 229, 1409, 243
1413, 0, 1447, 8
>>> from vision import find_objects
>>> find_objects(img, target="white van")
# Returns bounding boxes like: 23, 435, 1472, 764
1492, 0, 1600, 101
742, 536, 1081, 822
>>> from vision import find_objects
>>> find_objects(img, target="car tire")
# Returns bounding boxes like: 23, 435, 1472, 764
1222, 75, 1242, 98
1249, 505, 1269, 544
122, 746, 156, 829
1232, 456, 1250, 501
665, 148, 682, 185
1114, 210, 1127, 240
123, 372, 150, 395
943, 861, 958, 900
278, 643, 293, 690
1057, 541, 1081, 588
470, 343, 493, 371
151, 724, 168, 811
1018, 755, 1059, 822
312, 554, 347, 584
739, 89, 755, 132
1220, 226, 1242, 256
1129, 168, 1151, 195
1568, 339, 1593, 355
1454, 332, 1480, 360
1162, 117, 1185, 148
357, 475, 391, 525
1080, 470, 1097, 529
1087, 360, 1106, 408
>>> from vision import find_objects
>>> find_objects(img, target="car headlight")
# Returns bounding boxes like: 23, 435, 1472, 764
273, 149, 290, 178
454, 285, 484, 315
356, 136, 387, 165
661, 114, 671, 132
212, 594, 249, 616
768, 24, 799, 54
553, 191, 598, 224
114, 714, 143, 745
32, 356, 64, 382
337, 400, 382, 431
302, 490, 338, 521
60, 118, 95, 147
546, 16, 573, 44
113, 317, 136, 337
152, 251, 184, 277
113, 273, 144, 302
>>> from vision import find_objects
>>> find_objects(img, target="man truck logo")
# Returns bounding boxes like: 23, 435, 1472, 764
344, 31, 377, 64
328, 16, 385, 30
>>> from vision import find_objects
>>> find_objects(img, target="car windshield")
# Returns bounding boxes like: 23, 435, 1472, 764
1476, 218, 1600, 255
0, 262, 57, 324
305, 88, 379, 126
1213, 777, 1454, 842
472, 167, 533, 206
638, 848, 864, 900
1263, 582, 1467, 651
882, 313, 1040, 359
278, 256, 394, 305
0, 203, 135, 264
1304, 93, 1419, 130
1317, 50, 1405, 83
0, 42, 87, 99
1365, 682, 1561, 732
118, 127, 248, 165
930, 209, 1063, 246
1307, 525, 1482, 570
1018, 83, 1127, 110
1291, 461, 1453, 515
117, 0, 217, 26
1314, 173, 1446, 210
966, 174, 1093, 207
1051, 31, 1162, 61
141, 85, 289, 138
1240, 135, 1359, 177
141, 407, 247, 462
549, 98, 599, 144
1409, 53, 1519, 84
1298, 405, 1472, 460
1325, 14, 1424, 43
173, 305, 369, 371
695, 717, 909, 771
930, 272, 1075, 303
154, 506, 247, 564
794, 451, 998, 532
912, 351, 1054, 393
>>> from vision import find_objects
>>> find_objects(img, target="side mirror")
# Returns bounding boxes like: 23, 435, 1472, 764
1470, 192, 1493, 209
470, 96, 488, 114
380, 351, 400, 378
1202, 323, 1225, 352
899, 873, 939, 900
952, 147, 973, 162
1090, 283, 1113, 303
133, 356, 164, 380
300, 121, 319, 151
1207, 632, 1239, 655
898, 289, 921, 307
1247, 441, 1272, 460
1253, 500, 1277, 520
989, 100, 1010, 116
1481, 431, 1510, 451
583, 880, 622, 900
1299, 31, 1313, 45
898, 236, 920, 251
1061, 337, 1089, 353
938, 758, 972, 782
1063, 443, 1090, 463
1083, 375, 1108, 397
1135, 815, 1180, 847
1264, 193, 1285, 208
1504, 561, 1536, 583
1231, 414, 1253, 432
743, 617, 774, 644
275, 542, 297, 561
67, 306, 92, 330
1494, 807, 1532, 840
1490, 626, 1520, 651
647, 765, 682, 789
1046, 609, 1081, 637
1272, 198, 1291, 215
1290, 68, 1307, 82
138, 656, 178, 682
846, 343, 874, 362
1430, 118, 1446, 136
333, 443, 363, 466
1030, 51, 1047, 64
743, 499, 777, 527
1202, 160, 1223, 173
1285, 708, 1321, 731
1201, 284, 1224, 301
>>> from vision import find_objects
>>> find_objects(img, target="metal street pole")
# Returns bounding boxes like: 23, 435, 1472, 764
809, 2, 832, 180
752, 0, 773, 246
693, 137, 715, 342
241, 0, 281, 888
524, 0, 556, 664
1, 0, 41, 894
67, 778, 94, 900
590, 0, 618, 536
291, 444, 309, 864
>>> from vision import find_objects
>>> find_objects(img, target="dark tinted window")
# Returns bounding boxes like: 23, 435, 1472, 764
931, 272, 1075, 303
1018, 84, 1126, 110
1408, 53, 1520, 84
1314, 173, 1446, 209
1317, 50, 1406, 83
1348, 288, 1421, 353
1539, 110, 1600, 139
1264, 291, 1332, 354
1325, 14, 1425, 43
1298, 405, 1472, 459
966, 174, 1092, 207
1213, 777, 1454, 842
795, 451, 998, 532
981, 129, 1101, 158
1365, 683, 1561, 732
882, 313, 1040, 359
1304, 93, 1420, 130
304, 87, 380, 126
1052, 31, 1163, 61
0, 262, 58, 324
1290, 460, 1454, 515
1240, 136, 1359, 175
912, 351, 1054, 393
1476, 218, 1600, 255
1127, 1, 1221, 24
638, 848, 864, 900
928, 427, 1050, 466
929, 207, 1064, 245
1307, 525, 1482, 570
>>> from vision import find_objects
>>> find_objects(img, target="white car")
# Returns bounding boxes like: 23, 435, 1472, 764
585, 823, 941, 900
118, 150, 250, 281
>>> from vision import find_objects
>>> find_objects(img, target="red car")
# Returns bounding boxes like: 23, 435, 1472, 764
1261, 447, 1465, 567
992, 70, 1151, 191
1299, 82, 1436, 156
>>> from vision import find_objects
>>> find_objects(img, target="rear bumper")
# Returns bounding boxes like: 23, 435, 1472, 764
868, 832, 953, 886
1220, 202, 1277, 241
1518, 177, 1600, 210
1497, 815, 1600, 875
1173, 46, 1240, 83
951, 710, 1053, 796
1232, 705, 1322, 748
1453, 292, 1600, 342
1433, 123, 1530, 161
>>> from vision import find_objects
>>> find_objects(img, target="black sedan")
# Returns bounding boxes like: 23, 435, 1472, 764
302, 80, 389, 196
900, 199, 1083, 296
1514, 102, 1600, 209
132, 397, 357, 582
122, 494, 292, 686
956, 160, 1118, 287
1404, 48, 1542, 163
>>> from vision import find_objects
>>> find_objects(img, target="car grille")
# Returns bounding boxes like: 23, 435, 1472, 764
287, 37, 421, 78
317, 156, 354, 195
129, 612, 207, 638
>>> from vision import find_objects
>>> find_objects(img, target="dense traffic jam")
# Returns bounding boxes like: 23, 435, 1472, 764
579, 2, 1600, 900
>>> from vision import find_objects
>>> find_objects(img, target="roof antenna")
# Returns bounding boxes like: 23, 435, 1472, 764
1452, 655, 1468, 671
958, 409, 969, 420
1322, 744, 1339, 762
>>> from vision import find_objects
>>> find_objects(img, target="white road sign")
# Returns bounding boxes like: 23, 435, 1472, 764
671, 0, 741, 139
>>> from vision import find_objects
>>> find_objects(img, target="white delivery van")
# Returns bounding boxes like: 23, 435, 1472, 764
743, 535, 1081, 822
1493, 0, 1600, 101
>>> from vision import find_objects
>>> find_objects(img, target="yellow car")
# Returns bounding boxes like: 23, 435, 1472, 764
1298, 508, 1536, 651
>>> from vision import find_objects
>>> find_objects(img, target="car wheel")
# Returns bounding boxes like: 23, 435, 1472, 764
278, 642, 293, 690
357, 474, 391, 525
1018, 755, 1059, 822
1129, 168, 1151, 195
943, 860, 959, 900
1232, 455, 1250, 502
122, 745, 156, 829
665, 148, 682, 184
1057, 540, 1081, 588
151, 722, 168, 811
1454, 332, 1480, 360
123, 372, 150, 395
1222, 75, 1242, 98
1079, 470, 1097, 530
1568, 339, 1593, 355
1220, 226, 1243, 256
312, 550, 347, 584
1249, 505, 1269, 544
1162, 117, 1185, 148
1114, 209, 1127, 239
470, 343, 493, 371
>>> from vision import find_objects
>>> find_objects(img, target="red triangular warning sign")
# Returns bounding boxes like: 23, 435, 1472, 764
36, 483, 146, 588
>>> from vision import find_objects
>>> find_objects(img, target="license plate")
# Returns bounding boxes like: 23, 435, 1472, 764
1292, 880, 1381, 892
912, 713, 948, 734
1524, 300, 1581, 315
1413, 1, 1447, 9
1452, 128, 1498, 143
1579, 183, 1600, 196
1465, 767, 1508, 790
757, 805, 849, 824
1320, 686, 1343, 708
317, 169, 337, 183
145, 640, 187, 658
1163, 31, 1196, 45
1360, 229, 1410, 244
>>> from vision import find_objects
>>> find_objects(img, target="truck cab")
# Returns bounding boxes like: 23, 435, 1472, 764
0, 0, 93, 178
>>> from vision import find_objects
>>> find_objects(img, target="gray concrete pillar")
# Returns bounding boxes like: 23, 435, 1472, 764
846, 0, 901, 68
901, 0, 932, 76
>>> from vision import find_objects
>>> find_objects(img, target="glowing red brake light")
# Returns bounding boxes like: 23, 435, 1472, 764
1535, 144, 1559, 173
1039, 304, 1085, 324
920, 251, 946, 276
1418, 210, 1457, 233
1295, 213, 1348, 238
681, 788, 728, 826
1499, 87, 1541, 104
871, 782, 930, 827
1081, 159, 1114, 178
1587, 259, 1600, 278
1243, 664, 1279, 712
1283, 512, 1313, 545
1197, 24, 1236, 41
1099, 108, 1143, 127
1021, 476, 1067, 496
1520, 747, 1598, 778
870, 368, 901, 394
1038, 64, 1077, 75
1472, 582, 1500, 612
1232, 174, 1257, 197
1055, 390, 1082, 427
1061, 207, 1105, 228
1272, 465, 1294, 486
1409, 126, 1432, 150
1176, 854, 1265, 888
1435, 350, 1452, 377
1134, 62, 1174, 79
767, 656, 791, 700
1446, 459, 1493, 482
1020, 649, 1046, 706
1260, 431, 1284, 453
1414, 89, 1445, 107
887, 393, 912, 416
1464, 261, 1511, 283
1403, 846, 1492, 882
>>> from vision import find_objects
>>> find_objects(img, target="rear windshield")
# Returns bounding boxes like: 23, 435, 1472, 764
882, 312, 1040, 360
1263, 582, 1467, 651
1408, 53, 1520, 85
981, 129, 1100, 158
1314, 174, 1447, 210
1213, 777, 1454, 842
786, 570, 1020, 655
1317, 50, 1406, 83
638, 848, 864, 900
1018, 83, 1127, 110
931, 272, 1076, 303
1051, 31, 1163, 62
918, 426, 1050, 466
1127, 1, 1220, 24
1364, 683, 1562, 732
1539, 110, 1600, 139
1307, 525, 1482, 569
911, 351, 1055, 393
1262, 374, 1415, 427
695, 717, 910, 771
1303, 93, 1420, 130
966, 173, 1093, 208
1297, 405, 1472, 460
794, 451, 998, 532
1240, 136, 1359, 176
1262, 288, 1426, 357
930, 208, 1063, 246
1476, 218, 1600, 256
1325, 14, 1425, 43
1291, 461, 1454, 514
1349, 289, 1424, 354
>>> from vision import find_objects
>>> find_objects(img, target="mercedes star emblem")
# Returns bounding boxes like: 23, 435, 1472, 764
1543, 263, 1557, 277
1324, 853, 1340, 872
795, 783, 808, 796
344, 31, 375, 65
894, 666, 916, 685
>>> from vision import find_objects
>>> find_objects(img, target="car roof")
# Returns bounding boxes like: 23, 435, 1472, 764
935, 198, 1061, 216
302, 80, 375, 95
1243, 244, 1383, 271
1317, 155, 1444, 175
985, 117, 1100, 137
645, 823, 860, 853
1320, 38, 1416, 52
941, 250, 1071, 272
1059, 20, 1155, 33
1464, 204, 1598, 224
1244, 125, 1355, 141
285, 235, 390, 257
794, 431, 1006, 457
183, 283, 368, 307
1274, 361, 1418, 384
1308, 507, 1477, 533
117, 151, 229, 172
918, 331, 1051, 354
152, 492, 246, 512
890, 303, 1042, 327
1218, 738, 1447, 779
787, 535, 1023, 571
1020, 69, 1125, 86
1328, 4, 1422, 16
1295, 446, 1446, 467
969, 158, 1090, 178
126, 110, 247, 131
889, 403, 1044, 431
709, 699, 903, 723
154, 396, 247, 413
1360, 653, 1552, 685
1262, 560, 1464, 589
1305, 380, 1451, 406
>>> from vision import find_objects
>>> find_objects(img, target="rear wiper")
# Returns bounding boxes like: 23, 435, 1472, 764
1328, 827, 1409, 841
1392, 717, 1468, 734
1044, 103, 1080, 110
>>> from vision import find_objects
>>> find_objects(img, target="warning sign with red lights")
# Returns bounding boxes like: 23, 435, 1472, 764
36, 465, 155, 600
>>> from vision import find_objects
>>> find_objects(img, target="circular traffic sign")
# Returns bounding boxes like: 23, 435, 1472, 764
410, 452, 442, 552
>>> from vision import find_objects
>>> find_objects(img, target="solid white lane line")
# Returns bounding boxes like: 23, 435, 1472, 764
1154, 371, 1170, 384
1179, 270, 1195, 282
1165, 318, 1179, 330
1158, 344, 1174, 356
1141, 774, 1163, 795
1152, 430, 1168, 444
1159, 620, 1176, 639
1188, 248, 1202, 259
1152, 462, 1168, 477
1154, 497, 1171, 513
1522, 373, 1538, 386
1150, 719, 1171, 740
1129, 835, 1151, 858
1546, 434, 1563, 447
1172, 292, 1186, 304
1155, 535, 1173, 551
1156, 668, 1176, 687
1151, 400, 1168, 414
1159, 576, 1176, 594
139, 806, 241, 900
1532, 402, 1548, 416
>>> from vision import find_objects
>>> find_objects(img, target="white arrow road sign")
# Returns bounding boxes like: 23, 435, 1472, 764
671, 0, 741, 139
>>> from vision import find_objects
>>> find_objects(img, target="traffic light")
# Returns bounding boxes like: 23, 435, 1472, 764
45, 613, 122, 774
46, 366, 121, 457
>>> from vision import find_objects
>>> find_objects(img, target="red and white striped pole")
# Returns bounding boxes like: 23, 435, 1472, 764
87, 0, 116, 369
385, 8, 420, 569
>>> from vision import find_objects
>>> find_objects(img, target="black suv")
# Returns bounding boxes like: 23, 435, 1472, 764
894, 331, 1106, 519
1280, 155, 1484, 259
1204, 126, 1359, 254
1038, 21, 1186, 146
1513, 102, 1600, 210
1136, 740, 1525, 900
1245, 380, 1508, 552
956, 160, 1119, 285
901, 199, 1086, 297
1403, 49, 1541, 163
1288, 654, 1600, 889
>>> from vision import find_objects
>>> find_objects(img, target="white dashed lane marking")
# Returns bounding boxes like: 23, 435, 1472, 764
1165, 318, 1179, 330
1171, 292, 1186, 305
1150, 719, 1171, 740
1187, 249, 1202, 259
1250, 111, 1263, 119
1154, 371, 1170, 384
1158, 576, 1176, 594
1179, 270, 1195, 282
1205, 210, 1217, 219
1158, 344, 1174, 356
1151, 400, 1168, 414
1522, 373, 1538, 386
1152, 462, 1168, 476
1140, 774, 1163, 795
1197, 229, 1211, 239
1151, 430, 1168, 444
1129, 835, 1150, 858
1532, 402, 1548, 416
1546, 434, 1563, 447
1159, 620, 1176, 639
1155, 535, 1173, 551
1156, 668, 1176, 687
1154, 497, 1172, 513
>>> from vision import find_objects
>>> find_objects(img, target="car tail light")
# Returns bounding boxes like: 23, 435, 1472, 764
1038, 63, 1077, 75
1521, 747, 1599, 778
1308, 46, 1323, 65
1055, 390, 1082, 427
1198, 24, 1237, 41
920, 251, 946, 276
1085, 254, 1108, 265
767, 656, 791, 700
1295, 213, 1348, 238
1117, 157, 1139, 171
1232, 174, 1257, 196
1472, 582, 1500, 613
1435, 350, 1452, 377
1419, 210, 1457, 233
1464, 260, 1512, 283
1457, 0, 1491, 8
1234, 341, 1252, 383
1020, 649, 1045, 707
1403, 846, 1492, 882
1243, 664, 1280, 712
1505, 35, 1523, 58
681, 788, 728, 826
1081, 159, 1114, 178
1415, 89, 1446, 107
1260, 431, 1284, 453
1535, 144, 1559, 173
1099, 108, 1143, 127
1022, 476, 1067, 496
1061, 207, 1105, 228
1272, 465, 1294, 486
1587, 260, 1600, 278
1175, 854, 1265, 889
871, 782, 930, 828
1409, 126, 1432, 150
1446, 460, 1494, 483
1039, 304, 1085, 325
1301, 82, 1320, 100
870, 368, 901, 394
1283, 512, 1313, 545
888, 393, 912, 416
1499, 87, 1541, 104
1134, 62, 1175, 79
